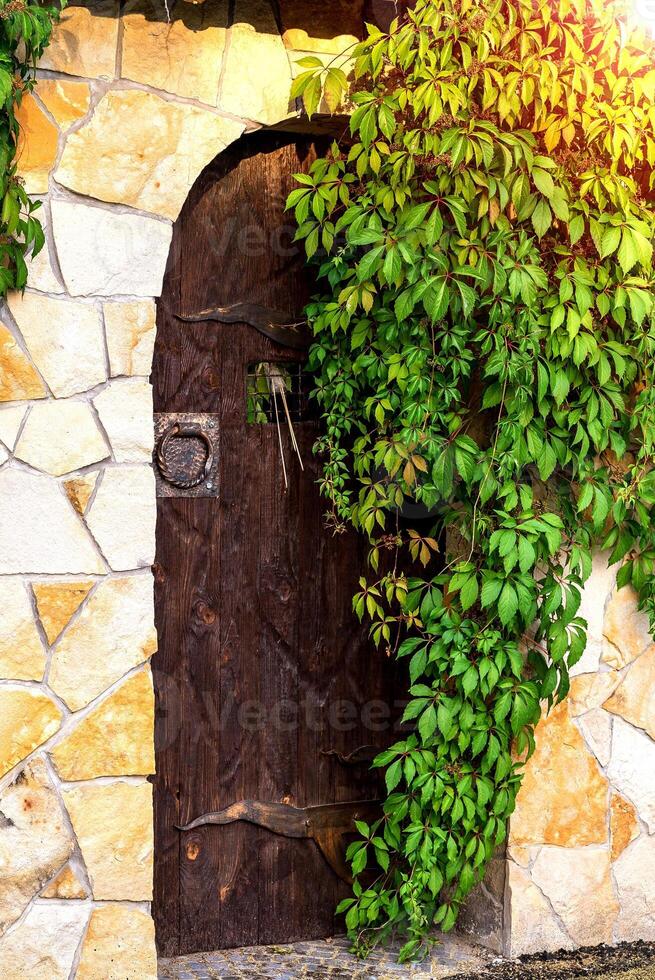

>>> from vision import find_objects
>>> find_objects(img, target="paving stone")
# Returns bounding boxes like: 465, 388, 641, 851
158, 933, 493, 979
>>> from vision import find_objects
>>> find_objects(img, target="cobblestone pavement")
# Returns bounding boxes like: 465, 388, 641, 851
158, 933, 494, 979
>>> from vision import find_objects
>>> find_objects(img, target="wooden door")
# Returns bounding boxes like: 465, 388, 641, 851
152, 132, 396, 956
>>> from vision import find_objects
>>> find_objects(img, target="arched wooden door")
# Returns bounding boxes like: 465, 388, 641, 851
152, 131, 396, 956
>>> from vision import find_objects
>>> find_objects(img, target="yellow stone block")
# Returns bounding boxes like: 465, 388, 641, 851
32, 580, 94, 645
15, 94, 59, 194
38, 0, 119, 79
48, 575, 157, 710
0, 579, 46, 681
569, 669, 621, 716
604, 645, 655, 739
41, 861, 89, 899
602, 584, 654, 668
56, 89, 244, 220
509, 699, 608, 848
610, 792, 640, 861
0, 687, 62, 777
37, 79, 91, 129
121, 0, 228, 105
64, 472, 98, 516
219, 21, 292, 124
0, 322, 46, 403
103, 300, 156, 377
76, 904, 156, 980
62, 780, 153, 900
51, 668, 155, 779
14, 400, 110, 477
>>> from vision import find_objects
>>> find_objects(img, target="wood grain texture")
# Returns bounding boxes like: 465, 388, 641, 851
153, 131, 397, 955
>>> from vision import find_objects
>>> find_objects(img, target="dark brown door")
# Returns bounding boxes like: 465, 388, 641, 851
152, 132, 396, 956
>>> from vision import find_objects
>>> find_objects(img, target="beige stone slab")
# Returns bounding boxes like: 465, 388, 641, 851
41, 861, 89, 899
608, 716, 655, 832
506, 860, 573, 957
37, 79, 91, 129
0, 758, 75, 934
220, 8, 292, 124
604, 645, 655, 739
84, 464, 156, 571
51, 200, 172, 297
8, 292, 106, 398
572, 551, 616, 676
569, 669, 621, 716
26, 240, 64, 294
613, 834, 655, 940
0, 468, 105, 574
38, 0, 119, 79
32, 580, 94, 645
76, 904, 156, 980
62, 781, 153, 900
14, 399, 109, 476
509, 699, 609, 848
57, 89, 244, 220
577, 708, 612, 768
64, 472, 98, 516
0, 686, 62, 778
0, 321, 46, 402
48, 574, 156, 710
603, 585, 653, 668
0, 902, 88, 979
51, 667, 155, 778
25, 210, 64, 295
530, 846, 618, 947
0, 579, 46, 681
508, 842, 536, 868
0, 405, 25, 451
15, 95, 59, 194
94, 378, 154, 462
121, 0, 228, 105
104, 300, 156, 377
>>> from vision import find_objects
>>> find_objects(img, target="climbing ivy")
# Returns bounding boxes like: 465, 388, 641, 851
288, 0, 655, 961
0, 0, 63, 293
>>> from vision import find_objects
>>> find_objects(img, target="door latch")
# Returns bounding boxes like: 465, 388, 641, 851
154, 413, 219, 498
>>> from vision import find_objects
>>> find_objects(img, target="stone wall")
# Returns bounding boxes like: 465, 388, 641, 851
0, 2, 359, 976
505, 556, 655, 955
0, 1, 653, 974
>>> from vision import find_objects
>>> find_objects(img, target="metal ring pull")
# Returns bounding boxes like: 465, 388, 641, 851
156, 422, 214, 490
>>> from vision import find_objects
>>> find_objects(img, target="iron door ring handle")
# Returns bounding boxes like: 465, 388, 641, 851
156, 422, 214, 490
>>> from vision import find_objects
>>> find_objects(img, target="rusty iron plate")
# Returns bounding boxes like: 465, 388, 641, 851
154, 413, 219, 498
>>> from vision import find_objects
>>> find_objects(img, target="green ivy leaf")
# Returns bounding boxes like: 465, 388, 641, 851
531, 198, 552, 238
498, 583, 518, 625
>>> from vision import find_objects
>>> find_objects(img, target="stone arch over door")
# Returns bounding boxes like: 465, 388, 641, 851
0, 0, 653, 975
